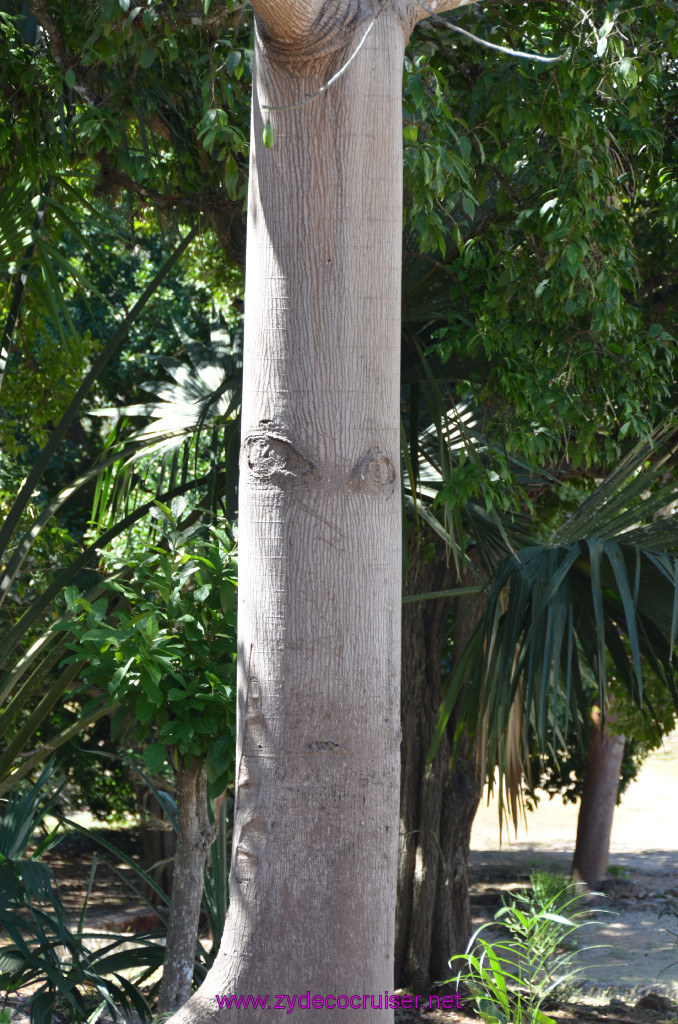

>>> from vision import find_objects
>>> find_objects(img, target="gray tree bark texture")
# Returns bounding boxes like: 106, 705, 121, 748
168, 2, 480, 1021
571, 711, 626, 887
397, 539, 484, 993
158, 762, 215, 1012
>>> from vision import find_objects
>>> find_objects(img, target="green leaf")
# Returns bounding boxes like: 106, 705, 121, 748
409, 74, 425, 108
143, 743, 167, 774
139, 46, 157, 69
135, 695, 156, 725
226, 50, 241, 73
262, 121, 274, 149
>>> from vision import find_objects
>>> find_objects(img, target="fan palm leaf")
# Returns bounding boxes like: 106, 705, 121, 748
430, 433, 678, 797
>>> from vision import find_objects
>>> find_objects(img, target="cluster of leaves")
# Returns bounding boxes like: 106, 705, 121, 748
1, 203, 239, 455
0, 0, 247, 481
58, 499, 237, 786
60, 502, 237, 790
402, 1, 678, 476
0, 221, 242, 815
432, 435, 678, 813
0, 0, 251, 216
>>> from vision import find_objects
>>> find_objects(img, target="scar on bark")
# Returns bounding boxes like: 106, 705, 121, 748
242, 671, 267, 753
244, 432, 316, 482
307, 740, 342, 752
350, 451, 396, 495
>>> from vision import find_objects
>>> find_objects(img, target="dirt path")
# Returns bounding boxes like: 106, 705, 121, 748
469, 730, 678, 1006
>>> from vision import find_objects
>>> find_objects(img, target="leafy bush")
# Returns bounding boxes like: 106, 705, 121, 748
60, 503, 237, 791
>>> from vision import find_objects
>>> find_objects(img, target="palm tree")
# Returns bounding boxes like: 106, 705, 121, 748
396, 243, 678, 988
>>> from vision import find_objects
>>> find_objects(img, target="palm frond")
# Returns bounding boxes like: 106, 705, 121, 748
431, 434, 678, 801
84, 317, 242, 537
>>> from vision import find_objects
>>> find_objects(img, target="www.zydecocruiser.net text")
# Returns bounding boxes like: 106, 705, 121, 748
214, 991, 463, 1012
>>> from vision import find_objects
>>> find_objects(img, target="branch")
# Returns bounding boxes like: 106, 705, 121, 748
29, 0, 101, 106
412, 0, 569, 62
410, 0, 480, 25
99, 164, 246, 265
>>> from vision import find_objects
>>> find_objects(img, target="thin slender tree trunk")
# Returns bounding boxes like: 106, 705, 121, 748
397, 539, 484, 993
158, 761, 215, 1012
571, 710, 626, 887
170, 8, 405, 1022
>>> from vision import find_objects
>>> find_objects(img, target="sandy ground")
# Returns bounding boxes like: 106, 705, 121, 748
469, 730, 678, 1003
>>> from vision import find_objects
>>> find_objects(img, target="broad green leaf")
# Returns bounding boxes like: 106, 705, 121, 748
139, 45, 157, 69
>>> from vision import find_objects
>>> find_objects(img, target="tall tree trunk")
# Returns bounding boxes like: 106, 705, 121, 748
168, 4, 479, 1020
397, 538, 484, 993
158, 761, 215, 1012
571, 709, 626, 887
171, 7, 405, 1022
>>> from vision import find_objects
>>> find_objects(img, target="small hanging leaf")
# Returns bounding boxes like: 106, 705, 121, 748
140, 45, 157, 69
262, 121, 274, 149
226, 50, 242, 73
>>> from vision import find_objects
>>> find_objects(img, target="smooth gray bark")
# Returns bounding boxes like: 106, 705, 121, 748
167, 3, 489, 1020
170, 4, 407, 1021
158, 762, 215, 1012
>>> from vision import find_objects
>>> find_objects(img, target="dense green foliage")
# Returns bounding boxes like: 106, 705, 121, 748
0, 766, 159, 1023
0, 0, 677, 939
403, 2, 678, 480
61, 505, 237, 790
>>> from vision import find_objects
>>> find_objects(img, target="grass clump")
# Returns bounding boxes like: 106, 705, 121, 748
447, 871, 601, 1024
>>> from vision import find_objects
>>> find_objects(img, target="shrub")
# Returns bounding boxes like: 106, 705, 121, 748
447, 874, 600, 1024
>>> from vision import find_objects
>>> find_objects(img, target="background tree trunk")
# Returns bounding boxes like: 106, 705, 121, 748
171, 7, 406, 1021
133, 778, 176, 904
397, 538, 485, 993
571, 710, 626, 886
158, 761, 215, 1012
